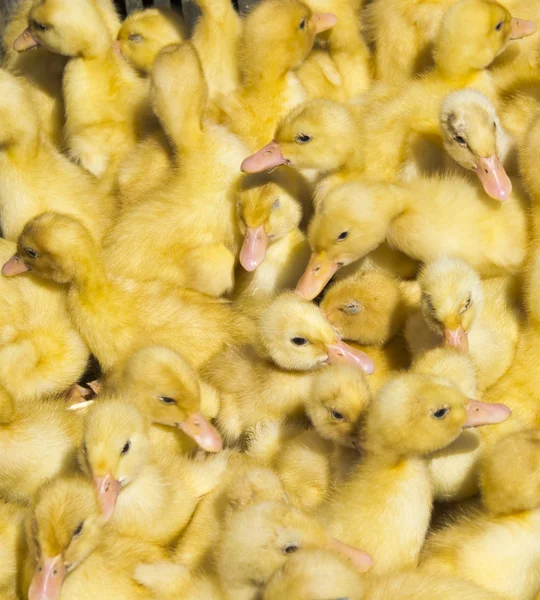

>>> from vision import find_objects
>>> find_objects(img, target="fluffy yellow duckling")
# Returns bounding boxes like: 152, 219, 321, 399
80, 400, 226, 546
324, 372, 510, 574
204, 292, 374, 443
0, 238, 88, 402
218, 0, 337, 150
295, 177, 529, 300
22, 475, 164, 600
0, 500, 26, 600
0, 384, 82, 505
115, 8, 186, 74
2, 213, 250, 374
14, 0, 150, 178
105, 43, 248, 297
421, 428, 540, 600
406, 257, 521, 391
0, 69, 115, 242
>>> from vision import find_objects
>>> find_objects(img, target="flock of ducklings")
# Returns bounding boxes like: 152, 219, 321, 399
3, 0, 540, 598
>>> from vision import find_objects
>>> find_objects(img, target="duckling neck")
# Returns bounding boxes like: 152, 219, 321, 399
1, 127, 41, 163
70, 252, 109, 295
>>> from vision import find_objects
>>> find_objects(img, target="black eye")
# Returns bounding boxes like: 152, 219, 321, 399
283, 543, 299, 554
291, 337, 309, 346
272, 198, 280, 210
331, 410, 345, 421
32, 21, 47, 32
460, 295, 472, 314
299, 19, 306, 30
294, 133, 312, 144
24, 247, 39, 259
121, 440, 131, 455
337, 231, 349, 241
454, 135, 467, 146
128, 33, 143, 43
158, 396, 177, 405
495, 21, 504, 31
432, 407, 450, 419
73, 521, 84, 538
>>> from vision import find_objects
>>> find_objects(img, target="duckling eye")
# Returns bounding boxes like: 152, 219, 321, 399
32, 20, 47, 32
331, 409, 345, 421
73, 521, 84, 538
299, 19, 307, 30
431, 406, 450, 419
340, 301, 361, 316
283, 543, 299, 554
495, 21, 504, 31
337, 231, 349, 241
158, 396, 177, 405
454, 135, 467, 147
121, 440, 131, 455
295, 133, 312, 144
460, 295, 472, 314
24, 247, 39, 259
272, 198, 280, 210
291, 337, 309, 346
128, 33, 144, 43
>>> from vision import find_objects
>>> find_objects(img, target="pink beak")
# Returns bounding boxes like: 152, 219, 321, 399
239, 226, 269, 271
296, 252, 340, 300
326, 339, 375, 375
178, 411, 223, 452
464, 400, 511, 428
28, 554, 66, 600
241, 141, 288, 173
474, 155, 512, 202
328, 537, 373, 573
312, 12, 338, 34
13, 27, 40, 52
2, 254, 30, 276
510, 17, 537, 39
444, 326, 469, 352
112, 40, 123, 56
94, 473, 121, 522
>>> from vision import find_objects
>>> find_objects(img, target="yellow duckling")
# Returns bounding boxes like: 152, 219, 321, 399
80, 399, 226, 546
0, 500, 26, 600
406, 257, 521, 392
217, 0, 337, 150
2, 212, 250, 374
115, 8, 186, 75
323, 372, 510, 574
204, 292, 374, 444
421, 428, 540, 600
14, 0, 150, 178
22, 475, 164, 600
0, 69, 115, 242
295, 177, 529, 300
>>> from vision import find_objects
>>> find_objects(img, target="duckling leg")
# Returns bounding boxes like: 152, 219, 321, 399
182, 244, 236, 297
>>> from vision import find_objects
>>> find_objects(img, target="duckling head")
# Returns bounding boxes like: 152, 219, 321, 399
434, 0, 536, 78
321, 271, 403, 345
115, 8, 186, 74
258, 292, 375, 374
237, 174, 303, 271
297, 182, 392, 300
480, 429, 540, 516
14, 0, 112, 58
110, 346, 223, 452
80, 400, 149, 522
240, 0, 336, 85
440, 90, 511, 201
2, 212, 98, 285
363, 373, 510, 457
27, 476, 103, 600
418, 257, 483, 353
241, 100, 356, 173
307, 365, 371, 448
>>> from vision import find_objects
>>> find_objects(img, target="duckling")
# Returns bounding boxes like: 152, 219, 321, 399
324, 372, 511, 574
0, 500, 26, 600
80, 400, 226, 546
0, 238, 88, 402
105, 43, 248, 297
115, 8, 186, 75
421, 428, 540, 600
295, 177, 529, 300
217, 0, 337, 150
22, 475, 164, 600
14, 0, 150, 178
0, 384, 82, 505
2, 212, 250, 374
405, 257, 521, 391
204, 292, 374, 444
0, 69, 115, 242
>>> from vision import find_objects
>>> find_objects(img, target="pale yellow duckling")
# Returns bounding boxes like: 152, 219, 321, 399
0, 500, 26, 600
80, 399, 226, 546
324, 372, 510, 574
295, 178, 529, 300
204, 292, 374, 444
421, 428, 540, 600
14, 0, 150, 178
0, 384, 82, 505
406, 257, 521, 391
22, 475, 164, 600
2, 212, 250, 374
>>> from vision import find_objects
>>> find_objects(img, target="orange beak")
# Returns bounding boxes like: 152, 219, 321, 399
510, 17, 537, 39
296, 252, 340, 300
443, 326, 469, 352
178, 411, 223, 452
239, 226, 270, 271
2, 254, 30, 276
94, 473, 121, 522
28, 554, 66, 600
13, 27, 41, 52
464, 400, 511, 428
